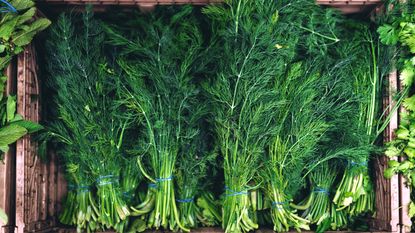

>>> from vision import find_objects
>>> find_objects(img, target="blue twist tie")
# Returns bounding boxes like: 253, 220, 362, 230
272, 201, 287, 209
67, 184, 76, 191
156, 175, 173, 182
176, 197, 194, 203
76, 185, 92, 193
0, 0, 17, 13
224, 186, 248, 197
148, 183, 157, 188
314, 187, 329, 195
350, 161, 368, 167
123, 191, 134, 198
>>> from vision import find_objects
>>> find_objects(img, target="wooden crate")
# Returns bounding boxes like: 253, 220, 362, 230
316, 0, 382, 14
35, 0, 382, 14
0, 1, 410, 232
0, 45, 66, 233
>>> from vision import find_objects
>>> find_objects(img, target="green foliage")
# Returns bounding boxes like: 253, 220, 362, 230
45, 7, 130, 231
0, 0, 50, 70
0, 208, 7, 225
105, 6, 208, 231
381, 1, 415, 217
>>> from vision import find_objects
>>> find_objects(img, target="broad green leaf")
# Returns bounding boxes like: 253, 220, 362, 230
385, 146, 400, 157
15, 7, 36, 25
404, 147, 415, 158
0, 76, 7, 99
9, 120, 43, 133
0, 208, 7, 225
404, 95, 415, 112
388, 160, 400, 168
9, 0, 34, 11
378, 24, 399, 45
0, 17, 18, 40
408, 138, 415, 148
396, 127, 410, 140
12, 18, 51, 47
398, 160, 413, 170
0, 124, 27, 146
6, 95, 16, 123
404, 36, 415, 54
410, 202, 415, 217
384, 167, 395, 179
0, 13, 15, 25
0, 56, 13, 71
0, 145, 9, 153
0, 45, 5, 53
10, 114, 23, 122
400, 67, 415, 87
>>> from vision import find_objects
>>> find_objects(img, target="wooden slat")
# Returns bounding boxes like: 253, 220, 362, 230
36, 0, 382, 14
15, 47, 28, 233
15, 44, 55, 233
0, 62, 17, 233
397, 72, 412, 232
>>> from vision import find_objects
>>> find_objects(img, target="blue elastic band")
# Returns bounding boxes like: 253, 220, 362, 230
156, 175, 173, 182
148, 183, 157, 188
314, 187, 329, 195
224, 186, 248, 197
0, 0, 17, 13
350, 161, 368, 167
176, 197, 194, 203
67, 184, 76, 191
123, 191, 134, 198
76, 185, 92, 193
272, 201, 287, 209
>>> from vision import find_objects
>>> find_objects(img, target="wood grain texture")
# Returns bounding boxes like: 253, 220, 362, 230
35, 0, 381, 14
15, 44, 60, 233
0, 61, 17, 233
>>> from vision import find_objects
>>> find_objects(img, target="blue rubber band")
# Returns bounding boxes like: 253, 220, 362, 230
314, 187, 329, 195
272, 201, 287, 209
76, 185, 92, 193
176, 197, 194, 203
67, 184, 76, 191
96, 175, 118, 181
77, 188, 91, 193
148, 183, 157, 188
156, 175, 173, 182
224, 186, 248, 197
0, 0, 17, 13
123, 191, 134, 198
350, 161, 368, 167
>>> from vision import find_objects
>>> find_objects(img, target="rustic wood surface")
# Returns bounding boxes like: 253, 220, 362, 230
15, 45, 60, 233
4, 3, 411, 233
35, 0, 382, 14
396, 71, 413, 232
0, 61, 17, 233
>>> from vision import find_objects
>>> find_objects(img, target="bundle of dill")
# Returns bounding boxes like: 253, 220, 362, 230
332, 25, 393, 215
104, 6, 209, 231
202, 0, 350, 232
45, 8, 131, 231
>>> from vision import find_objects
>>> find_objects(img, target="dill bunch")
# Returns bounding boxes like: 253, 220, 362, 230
105, 6, 207, 232
45, 7, 130, 231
